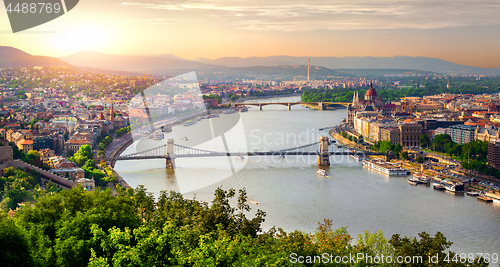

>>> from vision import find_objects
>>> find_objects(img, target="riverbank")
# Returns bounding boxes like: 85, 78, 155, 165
106, 134, 133, 188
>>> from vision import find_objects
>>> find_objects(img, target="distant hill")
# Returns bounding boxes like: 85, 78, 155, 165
0, 46, 71, 68
158, 54, 185, 60
58, 51, 436, 78
195, 55, 500, 75
59, 51, 214, 74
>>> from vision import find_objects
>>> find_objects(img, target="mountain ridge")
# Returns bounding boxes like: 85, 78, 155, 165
194, 55, 499, 75
0, 46, 71, 68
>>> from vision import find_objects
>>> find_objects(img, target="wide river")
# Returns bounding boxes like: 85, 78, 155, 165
116, 96, 500, 259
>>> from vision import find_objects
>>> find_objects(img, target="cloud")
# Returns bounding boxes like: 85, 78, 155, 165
120, 0, 500, 31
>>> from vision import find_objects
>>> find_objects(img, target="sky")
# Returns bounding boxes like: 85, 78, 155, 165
1, 0, 500, 68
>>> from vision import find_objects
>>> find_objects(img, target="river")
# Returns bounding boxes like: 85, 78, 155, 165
115, 96, 500, 259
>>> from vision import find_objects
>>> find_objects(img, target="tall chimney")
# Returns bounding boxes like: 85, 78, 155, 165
307, 58, 310, 81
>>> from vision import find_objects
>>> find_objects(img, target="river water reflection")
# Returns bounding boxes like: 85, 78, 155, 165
115, 96, 500, 258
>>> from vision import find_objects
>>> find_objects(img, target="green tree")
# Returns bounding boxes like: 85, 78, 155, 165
0, 214, 36, 267
400, 151, 409, 161
379, 141, 394, 154
416, 156, 424, 163
389, 232, 487, 267
419, 134, 431, 148
70, 145, 94, 167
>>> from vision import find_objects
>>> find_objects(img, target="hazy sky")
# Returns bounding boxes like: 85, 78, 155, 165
1, 0, 500, 68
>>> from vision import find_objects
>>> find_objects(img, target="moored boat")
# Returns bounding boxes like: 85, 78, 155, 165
432, 182, 446, 190
407, 178, 421, 185
444, 182, 464, 192
466, 191, 480, 197
236, 156, 245, 160
224, 109, 236, 114
413, 173, 430, 184
477, 194, 493, 203
362, 159, 410, 176
181, 136, 188, 141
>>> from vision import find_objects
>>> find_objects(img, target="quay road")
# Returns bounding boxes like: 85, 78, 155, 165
331, 122, 500, 190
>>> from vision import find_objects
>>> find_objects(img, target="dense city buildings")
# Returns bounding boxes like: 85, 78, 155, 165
3, 65, 500, 181
488, 140, 500, 170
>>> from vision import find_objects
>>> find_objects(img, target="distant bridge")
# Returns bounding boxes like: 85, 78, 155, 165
234, 101, 350, 110
106, 137, 383, 169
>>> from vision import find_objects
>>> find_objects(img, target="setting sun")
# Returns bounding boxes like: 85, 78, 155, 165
49, 26, 110, 54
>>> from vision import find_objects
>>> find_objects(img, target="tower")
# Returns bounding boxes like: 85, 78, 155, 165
165, 139, 176, 169
318, 136, 330, 166
307, 58, 310, 81
109, 101, 114, 128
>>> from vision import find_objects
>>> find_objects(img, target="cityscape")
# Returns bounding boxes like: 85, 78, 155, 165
1, 0, 500, 266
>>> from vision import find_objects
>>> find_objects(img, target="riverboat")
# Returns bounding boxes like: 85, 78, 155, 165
432, 182, 446, 190
362, 159, 410, 176
477, 194, 493, 203
444, 183, 465, 192
413, 173, 430, 185
181, 137, 188, 141
466, 191, 480, 197
236, 156, 245, 160
152, 130, 164, 140
224, 110, 236, 114
316, 169, 328, 176
407, 178, 421, 185
239, 107, 248, 112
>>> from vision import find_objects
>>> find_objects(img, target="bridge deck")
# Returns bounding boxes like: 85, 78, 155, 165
111, 151, 378, 160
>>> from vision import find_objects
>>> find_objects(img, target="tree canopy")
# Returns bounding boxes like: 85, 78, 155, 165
0, 185, 489, 266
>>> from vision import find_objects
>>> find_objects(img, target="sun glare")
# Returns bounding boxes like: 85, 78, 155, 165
50, 26, 110, 54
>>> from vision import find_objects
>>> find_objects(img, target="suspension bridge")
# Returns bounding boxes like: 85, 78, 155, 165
106, 137, 383, 169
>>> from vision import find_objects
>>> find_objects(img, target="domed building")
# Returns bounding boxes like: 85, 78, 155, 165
351, 82, 382, 109
347, 82, 384, 125
364, 85, 377, 101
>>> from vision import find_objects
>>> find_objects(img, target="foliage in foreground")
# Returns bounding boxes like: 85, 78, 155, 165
0, 185, 491, 267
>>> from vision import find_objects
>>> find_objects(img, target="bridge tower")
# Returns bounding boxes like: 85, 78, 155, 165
318, 102, 326, 110
166, 139, 176, 169
318, 136, 330, 166
288, 103, 292, 110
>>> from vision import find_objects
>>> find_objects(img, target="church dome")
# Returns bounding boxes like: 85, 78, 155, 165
365, 84, 377, 100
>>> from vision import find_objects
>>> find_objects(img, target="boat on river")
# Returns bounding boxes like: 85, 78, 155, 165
181, 137, 188, 141
407, 178, 421, 185
466, 191, 480, 197
477, 194, 493, 203
362, 159, 410, 176
152, 130, 164, 140
432, 182, 446, 190
316, 169, 328, 176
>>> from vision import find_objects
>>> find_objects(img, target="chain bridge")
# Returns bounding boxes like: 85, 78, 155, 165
106, 137, 383, 169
